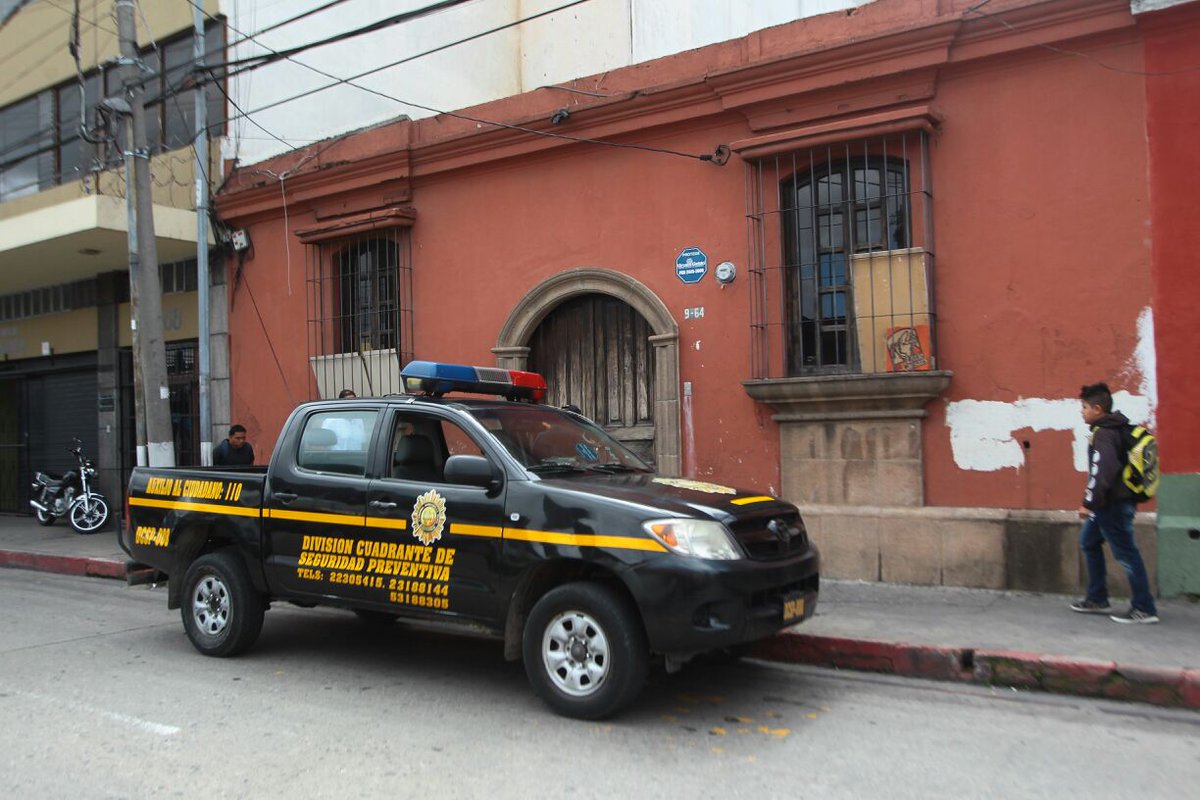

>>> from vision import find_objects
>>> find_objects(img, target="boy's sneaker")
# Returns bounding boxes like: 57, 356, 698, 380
1069, 599, 1111, 614
1110, 608, 1159, 624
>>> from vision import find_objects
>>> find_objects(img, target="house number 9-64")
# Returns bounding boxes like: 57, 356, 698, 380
683, 307, 705, 320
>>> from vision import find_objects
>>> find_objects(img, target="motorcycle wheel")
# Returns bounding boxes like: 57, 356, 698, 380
69, 496, 109, 534
36, 509, 55, 526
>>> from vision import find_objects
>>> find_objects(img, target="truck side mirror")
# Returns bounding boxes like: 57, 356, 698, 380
444, 454, 500, 492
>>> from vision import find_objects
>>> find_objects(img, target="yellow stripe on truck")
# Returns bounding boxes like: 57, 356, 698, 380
731, 495, 775, 506
505, 528, 667, 552
263, 508, 365, 527
128, 496, 261, 518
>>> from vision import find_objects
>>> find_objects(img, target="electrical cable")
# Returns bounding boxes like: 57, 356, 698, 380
963, 3, 1200, 77
184, 0, 722, 163
213, 0, 476, 73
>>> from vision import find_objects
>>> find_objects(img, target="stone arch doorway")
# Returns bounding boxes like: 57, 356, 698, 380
493, 268, 680, 475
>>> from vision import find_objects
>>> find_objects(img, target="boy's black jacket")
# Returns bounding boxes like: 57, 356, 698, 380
1084, 411, 1134, 510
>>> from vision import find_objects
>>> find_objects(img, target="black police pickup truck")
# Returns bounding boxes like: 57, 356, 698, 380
125, 361, 820, 719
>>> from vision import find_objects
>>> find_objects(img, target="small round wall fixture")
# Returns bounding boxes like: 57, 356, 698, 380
715, 261, 737, 284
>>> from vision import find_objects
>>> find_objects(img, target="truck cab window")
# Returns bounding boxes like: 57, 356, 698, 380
299, 410, 377, 475
387, 414, 486, 483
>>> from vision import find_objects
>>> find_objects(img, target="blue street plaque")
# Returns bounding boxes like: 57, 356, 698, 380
675, 247, 708, 284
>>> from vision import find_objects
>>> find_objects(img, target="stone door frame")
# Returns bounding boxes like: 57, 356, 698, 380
492, 268, 681, 475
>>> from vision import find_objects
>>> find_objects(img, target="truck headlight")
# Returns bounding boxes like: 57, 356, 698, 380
643, 519, 742, 560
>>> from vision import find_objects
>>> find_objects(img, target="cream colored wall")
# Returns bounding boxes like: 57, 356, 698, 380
0, 307, 96, 358
0, 0, 219, 106
0, 291, 198, 360
0, 147, 211, 221
118, 293, 199, 347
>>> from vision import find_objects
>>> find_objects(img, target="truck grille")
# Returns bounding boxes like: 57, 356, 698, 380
729, 511, 809, 560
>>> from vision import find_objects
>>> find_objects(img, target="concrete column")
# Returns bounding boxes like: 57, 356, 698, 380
94, 271, 125, 504
492, 346, 530, 371
650, 332, 680, 477
209, 255, 231, 450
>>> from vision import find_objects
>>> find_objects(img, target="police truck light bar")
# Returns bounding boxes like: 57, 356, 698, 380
400, 361, 547, 402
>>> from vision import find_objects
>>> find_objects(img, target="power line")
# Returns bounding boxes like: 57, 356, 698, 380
0, 0, 112, 71
223, 0, 354, 52
187, 0, 721, 162
964, 3, 1200, 77
217, 0, 476, 73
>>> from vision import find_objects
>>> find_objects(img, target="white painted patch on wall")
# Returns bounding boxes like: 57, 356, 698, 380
945, 307, 1156, 473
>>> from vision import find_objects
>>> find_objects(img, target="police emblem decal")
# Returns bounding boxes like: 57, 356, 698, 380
411, 489, 448, 545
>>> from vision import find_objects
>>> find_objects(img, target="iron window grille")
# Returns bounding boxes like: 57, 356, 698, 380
746, 130, 936, 378
305, 230, 413, 398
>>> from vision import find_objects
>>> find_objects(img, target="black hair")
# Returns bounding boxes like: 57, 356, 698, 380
1079, 382, 1113, 413
229, 424, 247, 436
338, 389, 356, 398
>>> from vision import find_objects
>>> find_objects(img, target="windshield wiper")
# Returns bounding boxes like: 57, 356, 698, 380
528, 460, 589, 474
586, 463, 648, 474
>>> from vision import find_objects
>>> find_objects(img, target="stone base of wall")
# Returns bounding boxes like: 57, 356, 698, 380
805, 505, 1158, 595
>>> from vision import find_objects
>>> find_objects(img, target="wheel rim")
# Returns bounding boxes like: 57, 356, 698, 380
191, 573, 231, 637
70, 498, 107, 531
541, 609, 610, 697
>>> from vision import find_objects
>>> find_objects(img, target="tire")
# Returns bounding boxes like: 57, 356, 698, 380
353, 609, 399, 625
35, 509, 55, 526
522, 582, 649, 720
68, 496, 108, 533
181, 551, 265, 657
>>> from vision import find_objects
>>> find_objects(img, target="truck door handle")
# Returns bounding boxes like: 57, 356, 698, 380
274, 492, 298, 504
369, 500, 397, 510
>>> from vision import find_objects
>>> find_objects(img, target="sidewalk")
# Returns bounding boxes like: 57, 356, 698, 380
2, 512, 1197, 710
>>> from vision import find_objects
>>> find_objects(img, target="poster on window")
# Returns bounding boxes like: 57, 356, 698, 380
884, 324, 932, 372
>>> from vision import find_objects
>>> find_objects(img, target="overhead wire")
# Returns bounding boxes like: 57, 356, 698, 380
962, 1, 1200, 77
183, 0, 722, 163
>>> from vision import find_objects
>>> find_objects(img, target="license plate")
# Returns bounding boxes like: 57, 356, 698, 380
782, 592, 806, 624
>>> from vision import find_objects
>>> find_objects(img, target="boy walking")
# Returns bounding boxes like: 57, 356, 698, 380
1070, 383, 1159, 624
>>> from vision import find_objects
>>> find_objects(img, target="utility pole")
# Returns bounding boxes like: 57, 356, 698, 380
116, 0, 175, 467
193, 5, 212, 466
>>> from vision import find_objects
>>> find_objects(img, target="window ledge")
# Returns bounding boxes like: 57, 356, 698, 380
742, 370, 952, 422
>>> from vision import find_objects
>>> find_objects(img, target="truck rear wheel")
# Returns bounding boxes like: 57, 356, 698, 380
181, 551, 265, 657
522, 582, 648, 720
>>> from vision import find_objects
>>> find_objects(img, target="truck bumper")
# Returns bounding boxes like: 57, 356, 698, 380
625, 546, 820, 658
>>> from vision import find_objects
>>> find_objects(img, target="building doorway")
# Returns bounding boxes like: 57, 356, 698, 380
527, 294, 656, 464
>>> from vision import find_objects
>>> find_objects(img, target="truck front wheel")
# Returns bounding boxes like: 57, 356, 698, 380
181, 551, 265, 657
522, 582, 648, 720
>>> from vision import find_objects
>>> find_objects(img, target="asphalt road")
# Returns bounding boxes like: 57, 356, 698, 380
2, 569, 1198, 799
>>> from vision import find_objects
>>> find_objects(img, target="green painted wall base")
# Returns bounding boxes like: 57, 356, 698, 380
1157, 473, 1200, 598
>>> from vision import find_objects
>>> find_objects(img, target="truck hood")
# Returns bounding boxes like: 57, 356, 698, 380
536, 472, 795, 522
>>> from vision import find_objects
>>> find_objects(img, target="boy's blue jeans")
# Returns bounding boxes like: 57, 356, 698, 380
1080, 501, 1157, 615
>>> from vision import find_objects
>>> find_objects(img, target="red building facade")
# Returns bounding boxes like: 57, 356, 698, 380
216, 0, 1200, 594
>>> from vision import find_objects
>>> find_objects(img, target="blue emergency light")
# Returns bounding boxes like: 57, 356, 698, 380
400, 361, 547, 402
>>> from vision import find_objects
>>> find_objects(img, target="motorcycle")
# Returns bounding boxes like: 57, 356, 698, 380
30, 438, 110, 534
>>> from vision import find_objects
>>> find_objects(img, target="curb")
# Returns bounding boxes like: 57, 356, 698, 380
0, 550, 125, 580
752, 633, 1200, 711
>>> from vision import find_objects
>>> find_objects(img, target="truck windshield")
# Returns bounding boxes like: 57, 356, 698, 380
467, 405, 652, 474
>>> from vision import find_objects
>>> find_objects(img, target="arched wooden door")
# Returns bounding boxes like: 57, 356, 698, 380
527, 294, 656, 464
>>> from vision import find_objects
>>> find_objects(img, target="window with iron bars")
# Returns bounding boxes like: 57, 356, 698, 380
746, 131, 935, 378
306, 230, 413, 397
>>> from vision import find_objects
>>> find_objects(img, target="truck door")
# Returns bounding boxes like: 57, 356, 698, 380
360, 408, 508, 626
262, 406, 380, 599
